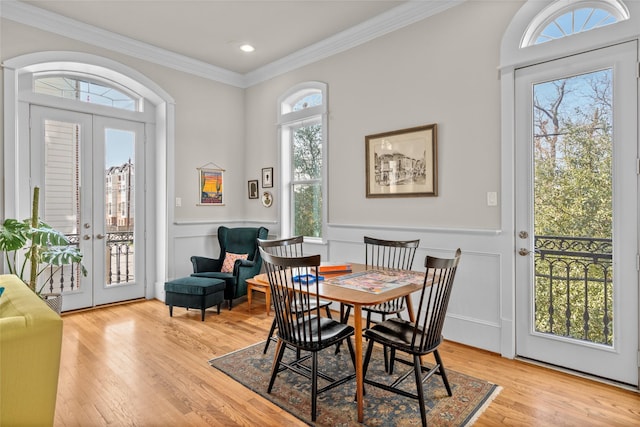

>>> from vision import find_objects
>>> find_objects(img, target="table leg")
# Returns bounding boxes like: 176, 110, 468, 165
353, 304, 364, 423
247, 286, 253, 310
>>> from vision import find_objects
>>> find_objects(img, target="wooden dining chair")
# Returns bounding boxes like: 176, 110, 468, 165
338, 236, 419, 366
361, 249, 462, 427
257, 236, 333, 354
260, 250, 356, 422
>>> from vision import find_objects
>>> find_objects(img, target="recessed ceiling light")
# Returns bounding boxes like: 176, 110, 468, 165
240, 44, 255, 53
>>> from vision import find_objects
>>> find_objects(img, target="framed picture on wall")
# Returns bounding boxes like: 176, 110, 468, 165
248, 180, 259, 199
198, 168, 224, 205
262, 167, 273, 188
365, 124, 438, 198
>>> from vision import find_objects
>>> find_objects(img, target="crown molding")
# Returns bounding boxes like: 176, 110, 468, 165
1, 0, 465, 88
244, 0, 465, 86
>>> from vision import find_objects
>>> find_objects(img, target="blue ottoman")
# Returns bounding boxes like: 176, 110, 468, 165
164, 276, 226, 321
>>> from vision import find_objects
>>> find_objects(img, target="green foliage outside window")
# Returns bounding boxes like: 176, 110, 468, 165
532, 70, 614, 345
293, 124, 322, 238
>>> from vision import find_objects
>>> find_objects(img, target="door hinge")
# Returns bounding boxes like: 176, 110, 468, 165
637, 158, 640, 175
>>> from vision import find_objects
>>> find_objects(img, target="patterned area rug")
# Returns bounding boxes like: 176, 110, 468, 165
209, 341, 501, 426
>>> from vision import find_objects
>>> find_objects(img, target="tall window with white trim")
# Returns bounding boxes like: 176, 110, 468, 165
278, 82, 327, 239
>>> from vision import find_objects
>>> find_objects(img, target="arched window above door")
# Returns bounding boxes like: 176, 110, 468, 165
521, 0, 630, 47
34, 74, 141, 111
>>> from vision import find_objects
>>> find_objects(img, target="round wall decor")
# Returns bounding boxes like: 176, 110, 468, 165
262, 191, 273, 207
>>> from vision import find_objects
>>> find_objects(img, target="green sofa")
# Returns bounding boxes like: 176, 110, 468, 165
190, 226, 268, 309
0, 274, 63, 427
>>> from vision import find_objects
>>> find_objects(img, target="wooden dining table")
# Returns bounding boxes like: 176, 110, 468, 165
252, 263, 426, 423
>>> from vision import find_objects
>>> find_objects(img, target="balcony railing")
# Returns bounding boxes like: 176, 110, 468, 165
534, 235, 613, 346
41, 231, 134, 294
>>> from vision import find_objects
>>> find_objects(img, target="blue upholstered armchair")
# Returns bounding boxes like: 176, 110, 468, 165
190, 226, 269, 309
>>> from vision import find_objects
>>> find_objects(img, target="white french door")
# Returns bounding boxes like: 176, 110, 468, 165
30, 106, 145, 311
515, 42, 638, 386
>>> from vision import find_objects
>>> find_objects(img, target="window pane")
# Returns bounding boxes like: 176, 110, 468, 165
292, 93, 322, 111
534, 7, 619, 45
35, 76, 138, 111
293, 183, 322, 238
293, 123, 322, 181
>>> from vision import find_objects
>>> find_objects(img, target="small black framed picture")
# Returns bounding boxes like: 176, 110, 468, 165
248, 180, 259, 199
262, 167, 273, 188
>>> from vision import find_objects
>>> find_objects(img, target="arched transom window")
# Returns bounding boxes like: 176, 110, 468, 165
34, 73, 142, 111
521, 0, 630, 47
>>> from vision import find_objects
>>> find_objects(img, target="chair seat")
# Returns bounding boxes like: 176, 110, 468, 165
365, 318, 441, 355
291, 316, 354, 348
191, 271, 235, 283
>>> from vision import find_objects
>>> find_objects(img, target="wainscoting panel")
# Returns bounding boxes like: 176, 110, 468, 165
165, 221, 510, 355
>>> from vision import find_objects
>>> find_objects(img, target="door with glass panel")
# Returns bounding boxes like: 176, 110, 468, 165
515, 42, 638, 386
30, 106, 145, 311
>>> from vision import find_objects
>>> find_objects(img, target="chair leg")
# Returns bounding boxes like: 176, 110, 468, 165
169, 305, 173, 317
324, 305, 333, 319
201, 295, 206, 321
433, 349, 452, 396
361, 338, 376, 399
311, 352, 318, 421
389, 348, 396, 375
268, 339, 286, 393
227, 299, 233, 310
263, 318, 278, 354
413, 354, 428, 427
216, 303, 222, 314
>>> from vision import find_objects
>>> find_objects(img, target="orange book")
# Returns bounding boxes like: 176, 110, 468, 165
317, 263, 352, 274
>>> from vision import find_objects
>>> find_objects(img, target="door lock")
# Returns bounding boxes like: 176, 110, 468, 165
519, 231, 529, 239
83, 235, 91, 240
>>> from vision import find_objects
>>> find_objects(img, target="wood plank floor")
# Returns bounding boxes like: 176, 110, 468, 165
55, 298, 639, 426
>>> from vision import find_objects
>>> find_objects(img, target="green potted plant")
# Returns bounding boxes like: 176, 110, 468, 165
0, 187, 86, 310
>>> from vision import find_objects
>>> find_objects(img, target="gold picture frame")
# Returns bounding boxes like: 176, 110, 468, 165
365, 124, 437, 198
198, 168, 224, 205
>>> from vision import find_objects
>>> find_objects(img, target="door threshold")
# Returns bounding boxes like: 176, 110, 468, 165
515, 356, 638, 392
61, 298, 147, 316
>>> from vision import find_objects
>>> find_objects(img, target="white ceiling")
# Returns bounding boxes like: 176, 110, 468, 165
22, 0, 406, 74
3, 0, 463, 86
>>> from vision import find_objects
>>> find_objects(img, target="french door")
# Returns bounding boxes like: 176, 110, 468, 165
515, 42, 638, 386
30, 106, 145, 311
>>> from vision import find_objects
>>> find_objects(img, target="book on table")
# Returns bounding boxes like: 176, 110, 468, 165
316, 262, 352, 274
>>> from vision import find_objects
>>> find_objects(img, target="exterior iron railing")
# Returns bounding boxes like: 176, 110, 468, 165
42, 231, 134, 294
534, 235, 613, 346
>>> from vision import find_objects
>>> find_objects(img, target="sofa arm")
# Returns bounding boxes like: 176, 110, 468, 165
190, 256, 222, 273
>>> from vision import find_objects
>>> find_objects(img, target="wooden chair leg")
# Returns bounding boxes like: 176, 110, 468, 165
434, 349, 452, 396
263, 319, 277, 354
413, 354, 428, 427
268, 340, 286, 393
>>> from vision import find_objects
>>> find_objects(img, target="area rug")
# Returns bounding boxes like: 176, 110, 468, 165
209, 342, 501, 426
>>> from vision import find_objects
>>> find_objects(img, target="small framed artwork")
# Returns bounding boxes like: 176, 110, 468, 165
262, 167, 273, 188
198, 168, 224, 205
365, 124, 437, 198
248, 180, 259, 199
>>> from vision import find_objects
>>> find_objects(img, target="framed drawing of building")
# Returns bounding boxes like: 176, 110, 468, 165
365, 124, 437, 198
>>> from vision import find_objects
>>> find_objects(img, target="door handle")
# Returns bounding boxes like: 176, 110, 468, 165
518, 248, 531, 256
96, 234, 105, 240
83, 235, 91, 240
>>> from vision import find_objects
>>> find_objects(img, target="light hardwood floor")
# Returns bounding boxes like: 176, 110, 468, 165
55, 298, 639, 426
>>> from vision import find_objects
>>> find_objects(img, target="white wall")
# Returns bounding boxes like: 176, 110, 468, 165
243, 1, 523, 354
